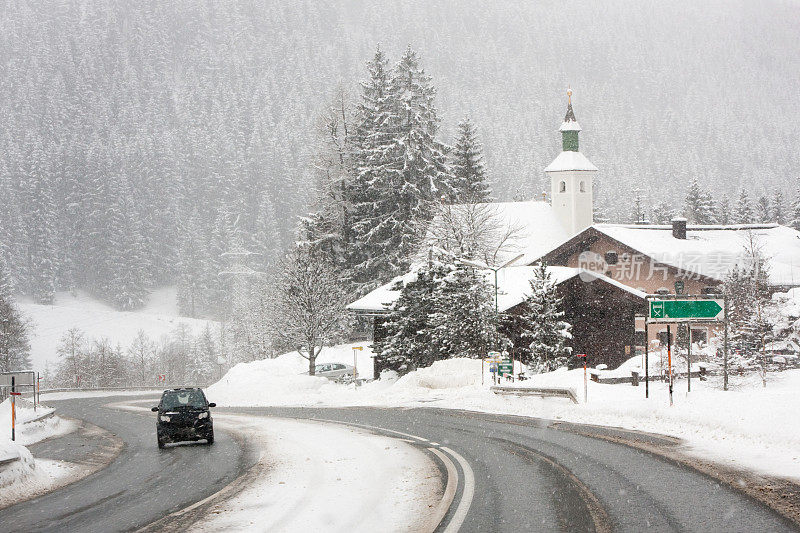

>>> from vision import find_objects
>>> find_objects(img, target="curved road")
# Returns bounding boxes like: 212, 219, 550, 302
1, 396, 798, 532
0, 395, 250, 533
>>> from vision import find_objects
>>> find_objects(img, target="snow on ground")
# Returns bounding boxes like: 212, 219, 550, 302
16, 288, 216, 369
208, 345, 800, 483
194, 415, 441, 533
0, 398, 79, 503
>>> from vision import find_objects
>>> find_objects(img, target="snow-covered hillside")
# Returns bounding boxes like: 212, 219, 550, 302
17, 287, 215, 370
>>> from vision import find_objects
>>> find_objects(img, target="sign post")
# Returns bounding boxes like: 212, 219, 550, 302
644, 322, 649, 399
577, 353, 587, 403
667, 325, 673, 406
352, 346, 363, 388
647, 295, 725, 404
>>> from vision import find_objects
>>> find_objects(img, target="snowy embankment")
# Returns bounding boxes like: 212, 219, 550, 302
0, 399, 78, 506
193, 415, 440, 532
208, 346, 800, 483
17, 287, 215, 370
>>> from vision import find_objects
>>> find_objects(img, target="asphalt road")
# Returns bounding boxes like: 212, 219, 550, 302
1, 396, 798, 532
224, 406, 798, 533
0, 395, 249, 533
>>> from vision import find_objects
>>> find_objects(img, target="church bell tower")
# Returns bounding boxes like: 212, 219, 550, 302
545, 89, 597, 236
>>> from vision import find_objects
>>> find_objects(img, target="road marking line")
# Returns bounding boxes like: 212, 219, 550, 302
439, 446, 475, 533
427, 447, 458, 532
309, 418, 429, 442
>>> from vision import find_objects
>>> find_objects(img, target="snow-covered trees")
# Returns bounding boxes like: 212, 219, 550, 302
504, 263, 571, 372
0, 258, 31, 372
350, 47, 456, 290
451, 118, 491, 203
734, 189, 755, 224
269, 247, 351, 375
721, 232, 773, 382
375, 260, 496, 372
684, 179, 716, 225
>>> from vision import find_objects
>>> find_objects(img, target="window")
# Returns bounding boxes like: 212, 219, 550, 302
701, 286, 721, 294
658, 330, 673, 345
634, 330, 646, 346
559, 181, 566, 193
656, 287, 670, 295
579, 181, 586, 192
604, 251, 618, 265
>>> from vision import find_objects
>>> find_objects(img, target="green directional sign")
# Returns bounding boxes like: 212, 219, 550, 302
649, 299, 724, 322
498, 358, 513, 376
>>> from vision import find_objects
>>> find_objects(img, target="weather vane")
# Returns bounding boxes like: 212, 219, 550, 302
567, 86, 572, 104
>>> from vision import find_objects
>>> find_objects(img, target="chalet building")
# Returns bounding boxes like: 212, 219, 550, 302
348, 91, 800, 372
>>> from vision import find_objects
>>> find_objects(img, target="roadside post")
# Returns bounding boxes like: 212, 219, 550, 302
644, 322, 649, 398
10, 376, 16, 441
577, 353, 587, 403
667, 325, 673, 406
352, 346, 363, 388
686, 323, 691, 393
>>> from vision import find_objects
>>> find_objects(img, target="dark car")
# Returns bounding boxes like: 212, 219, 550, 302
151, 388, 216, 448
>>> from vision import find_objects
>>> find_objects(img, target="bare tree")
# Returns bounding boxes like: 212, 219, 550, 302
270, 247, 351, 375
128, 330, 156, 386
420, 201, 525, 266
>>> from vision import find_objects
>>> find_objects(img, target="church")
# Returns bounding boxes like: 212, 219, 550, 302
348, 91, 800, 374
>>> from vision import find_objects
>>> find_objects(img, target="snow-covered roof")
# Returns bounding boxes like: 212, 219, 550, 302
559, 121, 582, 132
592, 223, 800, 286
544, 151, 598, 172
347, 266, 646, 314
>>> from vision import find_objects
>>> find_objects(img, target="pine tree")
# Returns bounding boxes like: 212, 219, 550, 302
791, 188, 800, 231
756, 195, 771, 223
734, 189, 754, 224
684, 179, 703, 223
716, 194, 731, 225
429, 263, 497, 359
22, 151, 57, 304
772, 190, 785, 225
697, 191, 717, 224
0, 257, 31, 372
631, 189, 646, 223
451, 118, 491, 203
514, 263, 572, 372
351, 46, 454, 290
650, 200, 675, 225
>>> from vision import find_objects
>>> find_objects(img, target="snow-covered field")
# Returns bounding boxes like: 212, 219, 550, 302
208, 346, 800, 483
0, 399, 78, 506
17, 287, 215, 369
194, 415, 440, 532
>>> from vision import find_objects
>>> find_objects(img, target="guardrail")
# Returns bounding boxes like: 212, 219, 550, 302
491, 385, 579, 404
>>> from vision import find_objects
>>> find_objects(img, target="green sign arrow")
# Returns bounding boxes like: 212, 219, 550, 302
649, 299, 723, 321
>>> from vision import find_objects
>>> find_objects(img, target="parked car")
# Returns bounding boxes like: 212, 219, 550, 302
310, 363, 355, 381
152, 387, 215, 448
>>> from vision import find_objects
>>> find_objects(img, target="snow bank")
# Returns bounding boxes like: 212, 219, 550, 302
206, 343, 377, 406
16, 288, 216, 369
194, 415, 440, 532
0, 399, 77, 498
209, 345, 800, 482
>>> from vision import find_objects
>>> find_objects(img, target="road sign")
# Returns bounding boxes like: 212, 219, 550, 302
498, 358, 513, 376
649, 299, 724, 322
0, 371, 35, 387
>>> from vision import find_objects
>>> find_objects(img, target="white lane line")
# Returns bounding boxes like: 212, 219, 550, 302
309, 418, 429, 442
440, 446, 475, 533
307, 417, 475, 533
426, 447, 458, 532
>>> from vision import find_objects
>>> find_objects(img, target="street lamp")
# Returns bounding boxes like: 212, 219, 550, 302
458, 253, 525, 315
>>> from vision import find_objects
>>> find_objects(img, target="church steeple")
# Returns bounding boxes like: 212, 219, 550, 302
560, 88, 581, 152
545, 88, 597, 236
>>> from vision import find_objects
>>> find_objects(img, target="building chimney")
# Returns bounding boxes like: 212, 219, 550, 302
671, 217, 687, 239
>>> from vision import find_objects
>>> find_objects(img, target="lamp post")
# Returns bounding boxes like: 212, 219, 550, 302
458, 253, 525, 318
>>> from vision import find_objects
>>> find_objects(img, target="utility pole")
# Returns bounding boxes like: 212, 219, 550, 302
686, 323, 691, 393
644, 322, 649, 399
